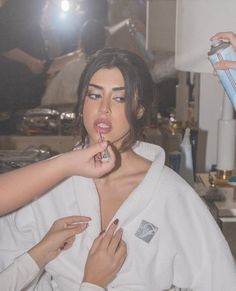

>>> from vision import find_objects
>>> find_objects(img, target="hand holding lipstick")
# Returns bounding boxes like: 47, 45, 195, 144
65, 141, 115, 178
98, 131, 111, 162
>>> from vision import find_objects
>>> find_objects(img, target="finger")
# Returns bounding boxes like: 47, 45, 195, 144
100, 219, 119, 249
55, 216, 91, 229
102, 144, 115, 164
107, 228, 123, 254
114, 240, 127, 265
86, 142, 108, 159
63, 236, 76, 250
210, 31, 233, 41
112, 241, 127, 273
94, 152, 102, 167
55, 223, 88, 246
88, 233, 104, 255
60, 236, 76, 251
64, 222, 89, 236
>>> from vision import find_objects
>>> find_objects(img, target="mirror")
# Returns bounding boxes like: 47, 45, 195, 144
0, 0, 185, 136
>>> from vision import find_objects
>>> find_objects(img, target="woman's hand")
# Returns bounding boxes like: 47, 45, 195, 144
83, 219, 127, 288
28, 215, 91, 268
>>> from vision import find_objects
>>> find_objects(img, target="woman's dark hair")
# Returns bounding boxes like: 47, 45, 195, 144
75, 48, 154, 151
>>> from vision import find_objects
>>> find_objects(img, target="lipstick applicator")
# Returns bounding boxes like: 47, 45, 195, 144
98, 131, 110, 162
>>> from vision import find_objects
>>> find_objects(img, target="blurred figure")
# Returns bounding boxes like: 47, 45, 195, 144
0, 0, 48, 111
0, 0, 85, 113
83, 0, 108, 26
41, 19, 107, 107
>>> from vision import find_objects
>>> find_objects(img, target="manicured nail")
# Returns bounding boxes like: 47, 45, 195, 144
80, 223, 88, 229
59, 242, 67, 251
113, 218, 119, 225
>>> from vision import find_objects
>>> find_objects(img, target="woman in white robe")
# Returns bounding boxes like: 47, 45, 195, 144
0, 48, 235, 291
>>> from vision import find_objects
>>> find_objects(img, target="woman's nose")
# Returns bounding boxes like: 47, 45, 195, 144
98, 98, 111, 114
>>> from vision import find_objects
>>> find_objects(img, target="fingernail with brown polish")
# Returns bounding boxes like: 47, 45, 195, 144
113, 218, 119, 225
99, 230, 105, 235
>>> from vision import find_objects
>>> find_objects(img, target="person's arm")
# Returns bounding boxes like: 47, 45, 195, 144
0, 142, 115, 216
3, 48, 45, 74
0, 215, 91, 291
0, 217, 126, 291
47, 49, 83, 76
210, 31, 236, 70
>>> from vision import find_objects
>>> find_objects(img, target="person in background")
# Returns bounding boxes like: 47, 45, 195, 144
0, 141, 115, 216
211, 31, 236, 70
0, 48, 235, 290
41, 19, 107, 107
0, 0, 84, 112
0, 0, 48, 111
127, 16, 177, 119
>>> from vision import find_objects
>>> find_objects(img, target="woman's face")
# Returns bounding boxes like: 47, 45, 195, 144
82, 68, 131, 148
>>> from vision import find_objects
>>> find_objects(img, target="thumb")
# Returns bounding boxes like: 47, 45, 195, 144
85, 142, 108, 157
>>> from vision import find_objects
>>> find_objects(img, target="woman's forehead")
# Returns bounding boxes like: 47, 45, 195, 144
89, 68, 125, 85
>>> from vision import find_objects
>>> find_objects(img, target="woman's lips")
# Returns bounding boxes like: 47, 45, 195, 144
94, 119, 112, 134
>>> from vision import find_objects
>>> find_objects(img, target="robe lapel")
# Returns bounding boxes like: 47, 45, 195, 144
110, 157, 164, 230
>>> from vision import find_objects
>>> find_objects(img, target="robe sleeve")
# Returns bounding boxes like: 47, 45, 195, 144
0, 205, 52, 290
79, 282, 105, 291
166, 178, 236, 290
0, 252, 40, 291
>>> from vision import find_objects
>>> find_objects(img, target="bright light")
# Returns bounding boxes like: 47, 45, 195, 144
61, 0, 70, 12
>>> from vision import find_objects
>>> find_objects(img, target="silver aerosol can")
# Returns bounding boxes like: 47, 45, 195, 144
208, 40, 236, 110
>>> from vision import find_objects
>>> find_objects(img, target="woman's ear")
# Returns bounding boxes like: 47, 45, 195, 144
136, 105, 145, 120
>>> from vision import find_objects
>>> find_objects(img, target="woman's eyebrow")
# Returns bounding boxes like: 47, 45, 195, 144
88, 83, 102, 89
112, 86, 125, 92
88, 84, 125, 92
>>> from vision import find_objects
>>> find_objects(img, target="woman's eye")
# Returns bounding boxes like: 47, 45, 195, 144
113, 96, 126, 103
87, 93, 101, 100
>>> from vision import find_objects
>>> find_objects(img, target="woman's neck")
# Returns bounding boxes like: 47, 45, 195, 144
95, 148, 150, 183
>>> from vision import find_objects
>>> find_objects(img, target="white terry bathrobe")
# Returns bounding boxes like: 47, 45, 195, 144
0, 142, 235, 291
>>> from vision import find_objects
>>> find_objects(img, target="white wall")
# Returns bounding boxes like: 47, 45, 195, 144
146, 0, 176, 52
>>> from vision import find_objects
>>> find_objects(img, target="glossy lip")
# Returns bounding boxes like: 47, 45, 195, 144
94, 118, 112, 134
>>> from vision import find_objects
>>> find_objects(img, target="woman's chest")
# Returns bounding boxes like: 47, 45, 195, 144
97, 179, 140, 230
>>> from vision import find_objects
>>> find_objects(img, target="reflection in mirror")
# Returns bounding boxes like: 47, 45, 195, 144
0, 0, 201, 142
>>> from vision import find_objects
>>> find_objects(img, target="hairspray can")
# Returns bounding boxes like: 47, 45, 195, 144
208, 40, 236, 111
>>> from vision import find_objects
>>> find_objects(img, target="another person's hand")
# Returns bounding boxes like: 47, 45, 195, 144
58, 142, 116, 178
27, 57, 45, 75
210, 31, 236, 70
211, 31, 236, 50
28, 216, 91, 268
83, 219, 127, 288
